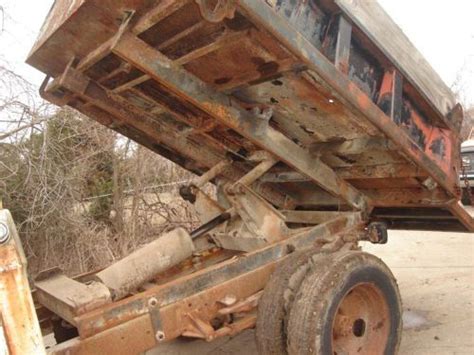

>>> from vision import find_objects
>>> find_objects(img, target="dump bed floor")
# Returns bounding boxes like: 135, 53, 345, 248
27, 0, 474, 232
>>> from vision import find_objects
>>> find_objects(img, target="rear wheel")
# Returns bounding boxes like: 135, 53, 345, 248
287, 251, 402, 355
256, 249, 326, 354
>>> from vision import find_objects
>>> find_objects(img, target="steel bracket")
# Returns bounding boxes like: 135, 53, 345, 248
195, 0, 238, 23
148, 297, 166, 343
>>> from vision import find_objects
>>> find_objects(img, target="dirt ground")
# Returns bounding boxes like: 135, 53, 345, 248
149, 227, 474, 355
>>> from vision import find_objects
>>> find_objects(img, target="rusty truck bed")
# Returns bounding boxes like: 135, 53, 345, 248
27, 0, 474, 232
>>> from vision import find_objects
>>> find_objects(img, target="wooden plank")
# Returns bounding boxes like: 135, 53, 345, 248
335, 0, 456, 120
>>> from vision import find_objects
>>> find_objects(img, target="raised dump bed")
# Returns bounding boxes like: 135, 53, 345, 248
10, 0, 473, 354
28, 0, 473, 232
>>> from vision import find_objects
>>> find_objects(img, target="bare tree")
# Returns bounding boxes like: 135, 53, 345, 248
451, 59, 474, 140
0, 5, 201, 278
1, 60, 198, 276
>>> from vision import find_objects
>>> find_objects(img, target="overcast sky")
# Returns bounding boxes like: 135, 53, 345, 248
0, 0, 473, 107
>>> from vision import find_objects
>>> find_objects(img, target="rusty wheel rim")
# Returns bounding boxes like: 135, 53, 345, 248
332, 282, 390, 354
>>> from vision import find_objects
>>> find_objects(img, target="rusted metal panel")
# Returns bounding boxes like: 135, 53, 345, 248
50, 316, 156, 355
132, 0, 191, 35
28, 0, 471, 231
157, 267, 270, 341
28, 0, 86, 56
42, 67, 292, 209
110, 32, 367, 210
21, 3, 474, 352
35, 269, 111, 325
27, 0, 145, 77
234, 72, 377, 143
0, 210, 45, 355
238, 0, 461, 200
41, 213, 361, 354
335, 0, 458, 126
216, 183, 289, 251
270, 0, 328, 51
74, 213, 362, 339
377, 69, 403, 125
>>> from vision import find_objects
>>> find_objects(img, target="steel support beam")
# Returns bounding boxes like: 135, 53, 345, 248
261, 163, 423, 183
111, 32, 367, 211
310, 137, 395, 156
282, 210, 354, 224
45, 68, 291, 208
298, 187, 451, 208
446, 201, 474, 231
132, 0, 190, 35
334, 15, 352, 74
74, 212, 362, 339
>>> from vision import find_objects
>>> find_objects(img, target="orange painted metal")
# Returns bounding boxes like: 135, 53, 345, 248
0, 210, 45, 355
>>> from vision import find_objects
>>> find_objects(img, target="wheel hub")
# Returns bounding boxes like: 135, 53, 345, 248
332, 282, 390, 354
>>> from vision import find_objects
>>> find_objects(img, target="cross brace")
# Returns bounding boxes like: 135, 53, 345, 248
110, 32, 367, 211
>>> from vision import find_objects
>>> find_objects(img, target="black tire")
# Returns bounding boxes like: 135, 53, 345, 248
287, 251, 402, 355
256, 249, 327, 354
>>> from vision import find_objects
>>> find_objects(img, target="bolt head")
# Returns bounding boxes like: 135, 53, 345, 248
0, 222, 10, 244
155, 330, 165, 342
148, 297, 158, 308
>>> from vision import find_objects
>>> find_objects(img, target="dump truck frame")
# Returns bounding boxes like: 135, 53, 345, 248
1, 0, 473, 354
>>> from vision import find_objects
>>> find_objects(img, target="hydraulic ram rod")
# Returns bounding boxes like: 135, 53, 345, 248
93, 228, 195, 300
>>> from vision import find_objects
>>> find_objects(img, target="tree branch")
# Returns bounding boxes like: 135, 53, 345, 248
0, 117, 47, 140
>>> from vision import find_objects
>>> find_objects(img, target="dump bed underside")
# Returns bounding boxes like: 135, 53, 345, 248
27, 0, 474, 231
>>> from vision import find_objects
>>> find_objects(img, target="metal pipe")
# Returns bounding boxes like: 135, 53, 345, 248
194, 160, 231, 188
190, 211, 232, 239
235, 158, 277, 188
93, 228, 195, 300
